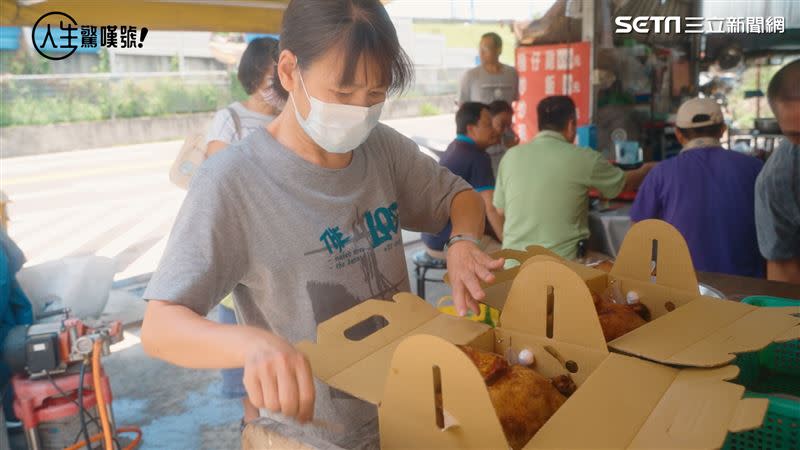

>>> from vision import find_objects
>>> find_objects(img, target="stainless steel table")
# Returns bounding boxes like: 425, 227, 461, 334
588, 203, 632, 257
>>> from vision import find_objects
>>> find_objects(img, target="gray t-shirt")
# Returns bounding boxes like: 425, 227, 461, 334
458, 64, 519, 105
205, 101, 275, 146
755, 139, 800, 260
143, 123, 470, 447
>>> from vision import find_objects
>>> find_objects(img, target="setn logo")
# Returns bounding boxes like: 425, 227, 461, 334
615, 16, 681, 34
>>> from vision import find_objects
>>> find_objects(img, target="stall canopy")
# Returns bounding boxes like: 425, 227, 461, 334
0, 0, 290, 33
704, 1, 800, 57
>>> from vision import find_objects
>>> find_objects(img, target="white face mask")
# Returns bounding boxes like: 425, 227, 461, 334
290, 69, 383, 154
260, 83, 285, 110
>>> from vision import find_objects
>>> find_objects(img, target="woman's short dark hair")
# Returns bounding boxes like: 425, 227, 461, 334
456, 102, 488, 135
272, 0, 413, 101
488, 100, 513, 116
537, 96, 576, 132
238, 37, 280, 95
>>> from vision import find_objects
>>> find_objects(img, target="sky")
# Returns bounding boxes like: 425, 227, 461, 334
384, 0, 557, 22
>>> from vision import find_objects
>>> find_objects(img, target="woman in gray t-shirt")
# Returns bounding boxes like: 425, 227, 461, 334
205, 36, 282, 427
142, 1, 504, 447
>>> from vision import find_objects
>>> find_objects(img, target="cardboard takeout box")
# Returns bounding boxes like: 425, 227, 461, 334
461, 219, 800, 369
298, 259, 771, 449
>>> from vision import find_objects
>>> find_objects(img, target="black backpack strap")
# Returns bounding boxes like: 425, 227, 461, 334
227, 106, 242, 141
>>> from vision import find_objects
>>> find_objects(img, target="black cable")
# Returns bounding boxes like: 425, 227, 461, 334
74, 364, 122, 450
43, 366, 122, 450
77, 361, 93, 449
45, 371, 99, 447
63, 366, 121, 450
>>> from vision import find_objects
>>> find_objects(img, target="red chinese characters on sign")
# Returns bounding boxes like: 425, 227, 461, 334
514, 42, 591, 143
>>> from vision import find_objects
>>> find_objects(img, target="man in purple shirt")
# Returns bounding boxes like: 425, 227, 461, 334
630, 98, 764, 277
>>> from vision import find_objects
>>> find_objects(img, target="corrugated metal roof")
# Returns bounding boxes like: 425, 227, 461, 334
703, 1, 800, 29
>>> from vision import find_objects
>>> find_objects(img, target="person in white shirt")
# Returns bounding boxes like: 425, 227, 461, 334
205, 37, 283, 157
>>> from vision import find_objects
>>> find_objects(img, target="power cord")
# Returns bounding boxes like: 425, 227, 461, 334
45, 371, 121, 449
77, 361, 93, 449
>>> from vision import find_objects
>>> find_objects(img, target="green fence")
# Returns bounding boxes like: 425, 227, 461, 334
0, 71, 239, 127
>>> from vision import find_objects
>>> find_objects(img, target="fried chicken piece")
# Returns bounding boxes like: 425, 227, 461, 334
458, 345, 509, 384
591, 292, 650, 342
489, 366, 567, 450
457, 346, 567, 450
593, 260, 615, 273
550, 374, 577, 398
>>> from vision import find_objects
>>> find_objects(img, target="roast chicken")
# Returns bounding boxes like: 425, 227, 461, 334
584, 260, 652, 340
591, 292, 651, 341
593, 260, 615, 273
458, 346, 572, 450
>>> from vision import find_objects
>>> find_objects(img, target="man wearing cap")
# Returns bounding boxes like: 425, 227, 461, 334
630, 98, 764, 277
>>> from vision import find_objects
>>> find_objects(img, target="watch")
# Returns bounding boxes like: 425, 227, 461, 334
444, 234, 481, 251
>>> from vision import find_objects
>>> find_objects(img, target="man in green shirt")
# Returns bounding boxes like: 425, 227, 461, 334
494, 96, 654, 259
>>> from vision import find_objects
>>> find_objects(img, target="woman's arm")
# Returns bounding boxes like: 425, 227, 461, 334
142, 300, 315, 423
480, 190, 504, 241
206, 140, 228, 157
205, 107, 236, 157
622, 162, 657, 192
446, 190, 504, 316
767, 259, 800, 284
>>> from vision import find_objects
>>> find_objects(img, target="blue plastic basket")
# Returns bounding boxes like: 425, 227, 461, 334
734, 296, 800, 396
722, 393, 799, 450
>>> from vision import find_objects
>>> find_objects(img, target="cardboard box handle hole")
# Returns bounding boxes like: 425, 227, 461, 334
343, 315, 389, 341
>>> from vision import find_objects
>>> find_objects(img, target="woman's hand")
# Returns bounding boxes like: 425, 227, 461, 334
446, 240, 505, 316
142, 301, 315, 423
242, 335, 315, 424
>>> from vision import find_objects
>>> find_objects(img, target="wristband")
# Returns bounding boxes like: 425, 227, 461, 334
444, 234, 480, 251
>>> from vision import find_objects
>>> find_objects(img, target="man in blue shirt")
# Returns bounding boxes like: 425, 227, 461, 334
630, 98, 764, 277
422, 102, 503, 257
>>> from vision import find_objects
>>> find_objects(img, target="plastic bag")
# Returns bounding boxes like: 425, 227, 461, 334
15, 256, 114, 319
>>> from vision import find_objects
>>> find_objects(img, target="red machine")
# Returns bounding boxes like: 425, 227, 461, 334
3, 316, 140, 450
12, 370, 114, 450
4, 318, 122, 378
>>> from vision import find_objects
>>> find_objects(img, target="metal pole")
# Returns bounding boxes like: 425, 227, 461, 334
470, 0, 475, 22
582, 0, 596, 125
0, 406, 10, 450
689, 2, 702, 96
756, 63, 761, 119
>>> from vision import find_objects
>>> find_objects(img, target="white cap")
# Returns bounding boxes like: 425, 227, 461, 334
676, 98, 724, 129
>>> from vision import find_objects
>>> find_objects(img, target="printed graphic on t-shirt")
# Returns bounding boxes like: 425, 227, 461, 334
304, 201, 404, 326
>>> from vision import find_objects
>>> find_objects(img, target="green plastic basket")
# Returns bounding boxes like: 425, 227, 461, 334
734, 296, 800, 397
723, 393, 799, 450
